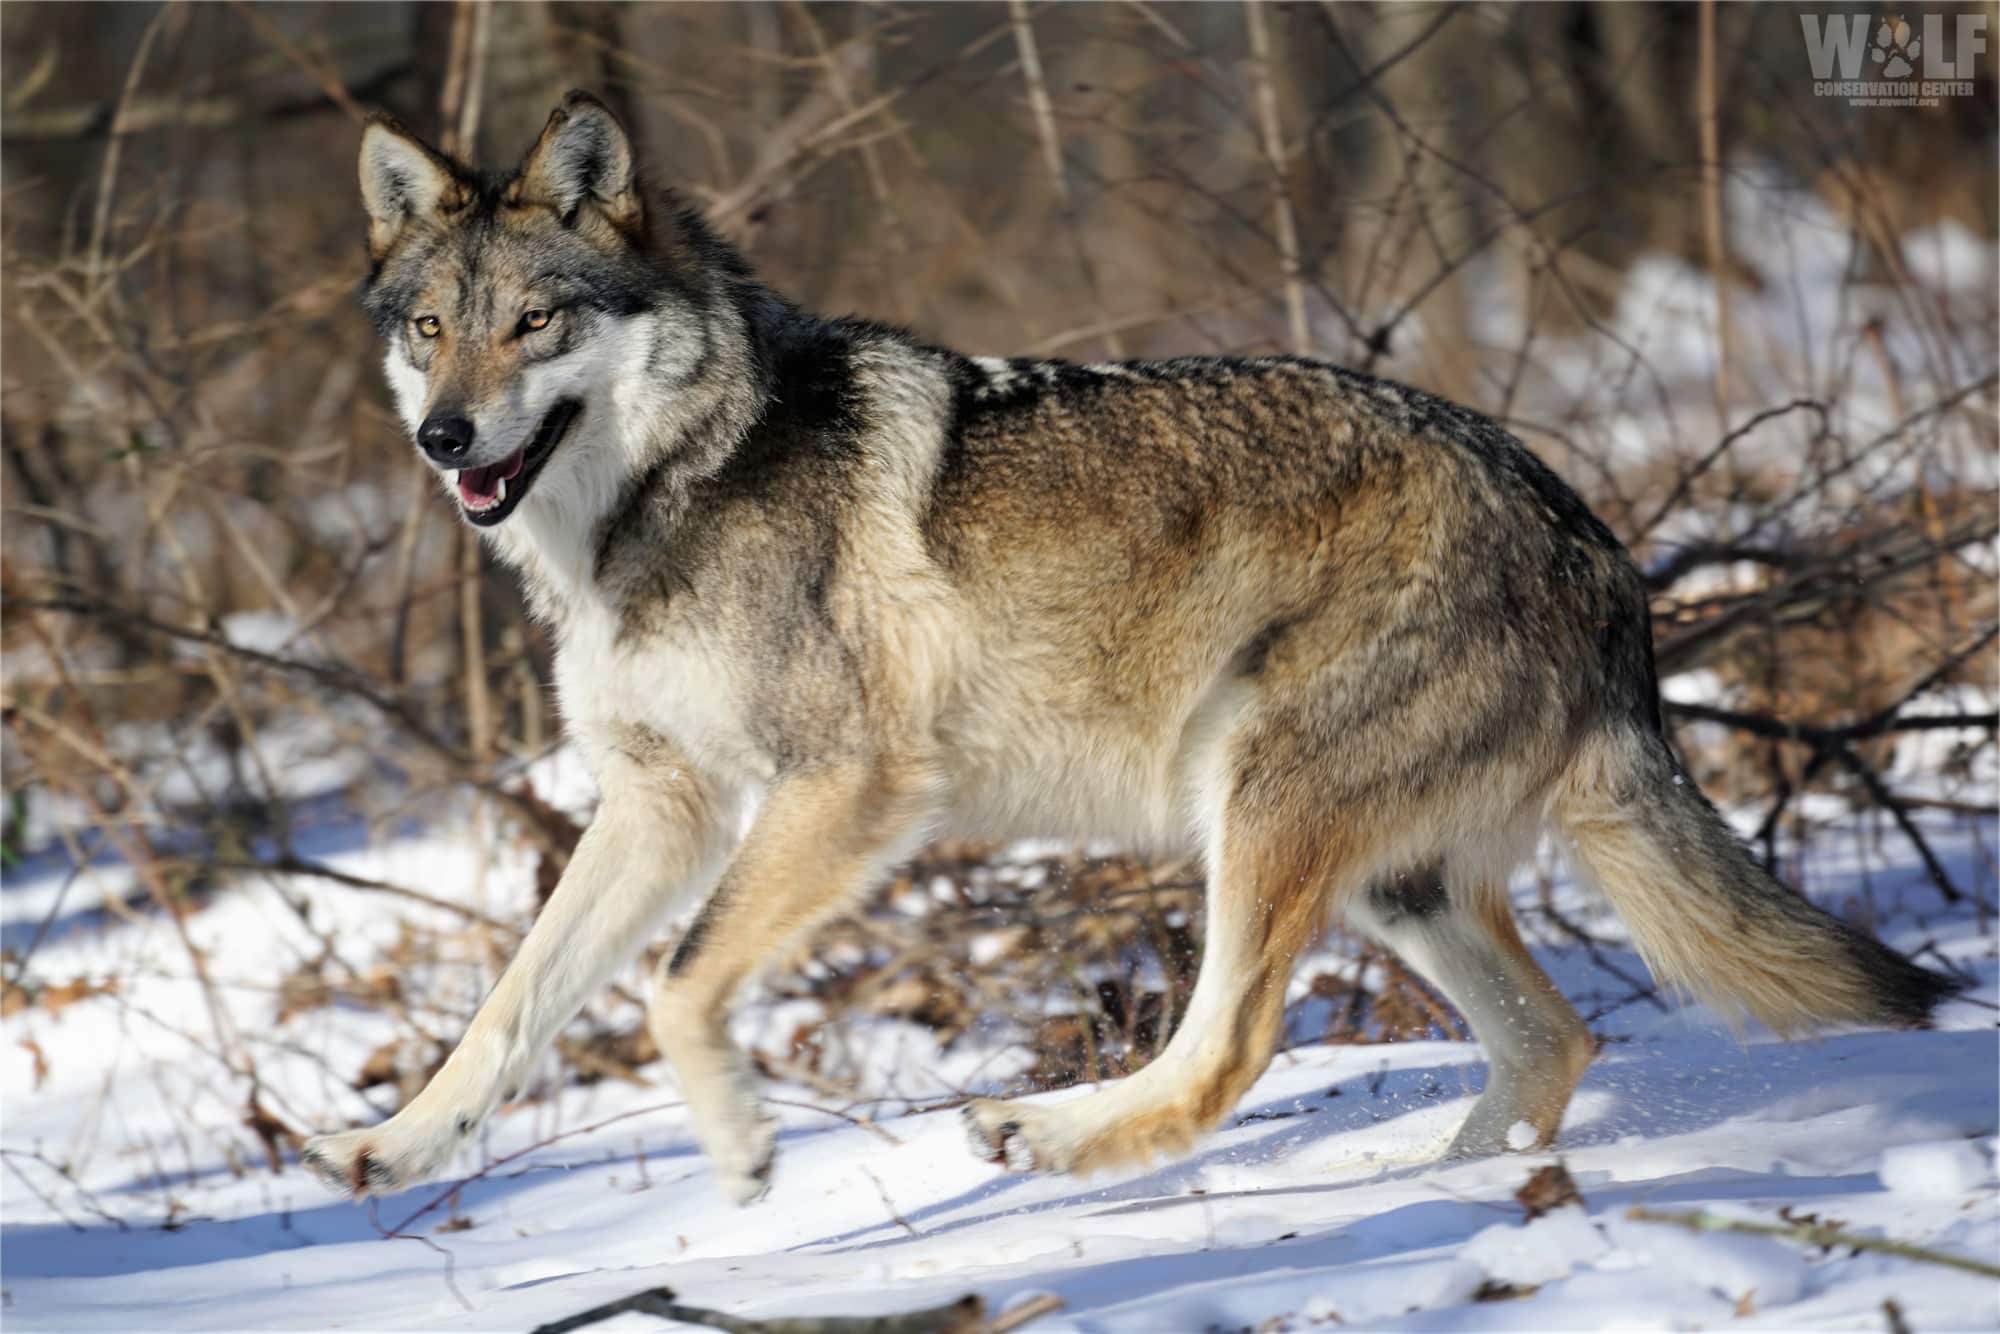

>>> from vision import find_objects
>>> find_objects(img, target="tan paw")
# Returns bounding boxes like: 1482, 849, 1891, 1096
963, 1099, 1063, 1173
300, 1118, 460, 1198
707, 1112, 778, 1206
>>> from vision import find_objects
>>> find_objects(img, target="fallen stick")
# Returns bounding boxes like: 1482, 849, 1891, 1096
987, 1294, 1065, 1333
1625, 1207, 2000, 1280
530, 1288, 991, 1334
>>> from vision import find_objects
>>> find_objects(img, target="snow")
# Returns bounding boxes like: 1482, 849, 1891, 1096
2, 778, 1994, 1332
217, 610, 313, 658
1460, 1206, 1607, 1287
1900, 219, 1995, 292
1878, 1139, 1994, 1202
1601, 1212, 1809, 1309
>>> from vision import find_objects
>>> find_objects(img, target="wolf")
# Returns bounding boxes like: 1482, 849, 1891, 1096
303, 92, 1957, 1204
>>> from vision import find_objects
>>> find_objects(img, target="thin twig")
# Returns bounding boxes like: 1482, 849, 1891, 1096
1245, 0, 1309, 355
224, 1, 366, 123
1695, 0, 1731, 425
1626, 1206, 2000, 1280
1637, 399, 1826, 543
86, 4, 170, 298
1008, 0, 1068, 210
859, 1164, 917, 1237
764, 1096, 905, 1147
1832, 746, 1972, 905
1007, 0, 1121, 358
204, 856, 520, 933
384, 1099, 687, 1237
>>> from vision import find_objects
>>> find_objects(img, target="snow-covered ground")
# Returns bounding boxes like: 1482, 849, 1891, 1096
3, 758, 1995, 1331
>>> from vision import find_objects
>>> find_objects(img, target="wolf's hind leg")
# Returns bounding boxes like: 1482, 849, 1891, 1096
964, 731, 1375, 1176
1347, 867, 1595, 1155
649, 759, 935, 1205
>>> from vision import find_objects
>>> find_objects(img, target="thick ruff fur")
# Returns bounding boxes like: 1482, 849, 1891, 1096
305, 93, 1959, 1205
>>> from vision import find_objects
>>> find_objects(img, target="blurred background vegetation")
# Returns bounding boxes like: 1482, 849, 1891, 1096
2, 2, 1995, 1110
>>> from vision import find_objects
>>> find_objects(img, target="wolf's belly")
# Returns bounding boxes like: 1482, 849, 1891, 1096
933, 665, 1249, 854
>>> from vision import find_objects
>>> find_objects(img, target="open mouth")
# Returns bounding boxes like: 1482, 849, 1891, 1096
452, 399, 582, 527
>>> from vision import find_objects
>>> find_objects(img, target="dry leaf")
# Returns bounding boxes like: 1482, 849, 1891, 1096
243, 1092, 298, 1175
1474, 1279, 1539, 1302
274, 968, 332, 1025
18, 1038, 48, 1090
353, 1040, 403, 1091
18, 977, 119, 1016
1514, 1162, 1584, 1219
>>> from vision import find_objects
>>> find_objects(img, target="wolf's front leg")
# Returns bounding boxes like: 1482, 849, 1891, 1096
649, 758, 936, 1205
303, 758, 729, 1197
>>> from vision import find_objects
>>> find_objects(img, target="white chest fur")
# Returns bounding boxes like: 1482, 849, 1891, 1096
552, 595, 771, 790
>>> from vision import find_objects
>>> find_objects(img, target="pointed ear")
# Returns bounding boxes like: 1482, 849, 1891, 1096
510, 91, 640, 230
359, 116, 458, 260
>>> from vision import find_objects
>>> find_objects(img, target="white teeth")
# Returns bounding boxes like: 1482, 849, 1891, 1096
454, 470, 511, 514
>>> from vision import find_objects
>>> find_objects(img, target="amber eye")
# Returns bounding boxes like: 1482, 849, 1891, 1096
520, 309, 551, 334
414, 315, 442, 339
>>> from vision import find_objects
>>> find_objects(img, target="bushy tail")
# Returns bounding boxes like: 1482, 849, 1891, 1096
1554, 724, 1959, 1035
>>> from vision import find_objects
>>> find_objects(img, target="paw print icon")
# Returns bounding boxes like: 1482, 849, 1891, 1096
1871, 17, 1921, 78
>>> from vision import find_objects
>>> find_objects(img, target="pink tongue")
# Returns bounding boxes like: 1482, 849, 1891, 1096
457, 449, 526, 505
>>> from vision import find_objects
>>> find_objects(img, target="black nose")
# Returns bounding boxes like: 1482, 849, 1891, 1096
417, 414, 476, 463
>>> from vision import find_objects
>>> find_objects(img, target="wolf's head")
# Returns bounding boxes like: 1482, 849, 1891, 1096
358, 93, 756, 554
